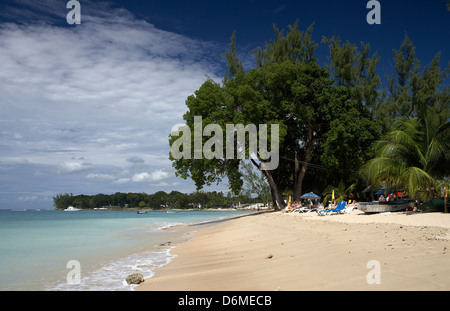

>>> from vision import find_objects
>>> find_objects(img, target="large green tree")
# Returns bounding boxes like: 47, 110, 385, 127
361, 34, 449, 207
322, 36, 381, 118
169, 22, 381, 209
377, 34, 449, 131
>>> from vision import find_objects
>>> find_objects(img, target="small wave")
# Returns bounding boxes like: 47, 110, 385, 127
46, 246, 176, 291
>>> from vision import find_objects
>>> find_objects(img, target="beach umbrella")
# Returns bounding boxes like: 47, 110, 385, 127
300, 192, 320, 200
375, 189, 393, 195
331, 190, 335, 201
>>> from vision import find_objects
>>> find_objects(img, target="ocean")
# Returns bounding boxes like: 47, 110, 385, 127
0, 209, 250, 291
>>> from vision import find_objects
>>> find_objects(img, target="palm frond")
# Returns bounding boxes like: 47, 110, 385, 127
400, 166, 435, 198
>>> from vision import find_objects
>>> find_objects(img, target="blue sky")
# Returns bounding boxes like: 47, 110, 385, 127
0, 0, 448, 209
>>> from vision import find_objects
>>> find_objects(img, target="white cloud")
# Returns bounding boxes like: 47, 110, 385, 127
86, 173, 115, 181
18, 195, 38, 201
113, 178, 131, 185
0, 0, 226, 207
57, 161, 93, 174
131, 169, 170, 183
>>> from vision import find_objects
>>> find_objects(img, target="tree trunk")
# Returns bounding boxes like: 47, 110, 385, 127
293, 124, 315, 202
263, 169, 286, 210
251, 159, 286, 210
269, 186, 277, 210
294, 162, 308, 201
294, 149, 301, 201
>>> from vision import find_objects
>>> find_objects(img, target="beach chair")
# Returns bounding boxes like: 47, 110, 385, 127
293, 206, 311, 213
316, 201, 339, 215
316, 201, 346, 216
343, 202, 356, 214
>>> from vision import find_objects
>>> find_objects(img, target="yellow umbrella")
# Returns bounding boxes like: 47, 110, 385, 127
332, 190, 335, 207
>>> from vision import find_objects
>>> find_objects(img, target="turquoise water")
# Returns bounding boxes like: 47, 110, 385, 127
0, 209, 250, 291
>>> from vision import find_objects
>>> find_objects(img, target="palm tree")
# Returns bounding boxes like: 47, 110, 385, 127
362, 113, 449, 205
322, 180, 356, 207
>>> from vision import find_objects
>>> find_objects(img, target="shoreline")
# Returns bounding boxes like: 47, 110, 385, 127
137, 210, 450, 291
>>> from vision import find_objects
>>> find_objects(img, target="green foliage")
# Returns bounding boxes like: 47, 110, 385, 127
361, 114, 450, 200
222, 31, 244, 83
168, 21, 448, 209
252, 20, 318, 66
322, 35, 381, 118
239, 160, 271, 206
322, 180, 357, 206
360, 34, 449, 203
53, 190, 260, 210
378, 34, 449, 132
169, 21, 384, 208
320, 107, 382, 187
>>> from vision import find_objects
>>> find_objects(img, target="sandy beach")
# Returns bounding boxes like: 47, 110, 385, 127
137, 209, 450, 291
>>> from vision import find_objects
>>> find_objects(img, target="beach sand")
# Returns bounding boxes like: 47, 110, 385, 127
137, 210, 450, 291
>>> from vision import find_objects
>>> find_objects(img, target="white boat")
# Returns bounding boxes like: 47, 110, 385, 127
64, 206, 82, 211
357, 200, 415, 213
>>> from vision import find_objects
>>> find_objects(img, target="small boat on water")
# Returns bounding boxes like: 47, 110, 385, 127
137, 211, 147, 214
357, 200, 415, 214
64, 206, 82, 211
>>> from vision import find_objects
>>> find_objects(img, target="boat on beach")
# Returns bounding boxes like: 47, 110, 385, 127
421, 197, 447, 212
357, 200, 415, 213
64, 206, 82, 211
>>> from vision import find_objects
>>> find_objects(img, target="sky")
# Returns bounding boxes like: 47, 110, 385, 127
0, 0, 448, 209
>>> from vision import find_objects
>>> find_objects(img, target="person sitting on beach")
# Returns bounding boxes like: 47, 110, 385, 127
378, 195, 385, 202
292, 201, 301, 210
284, 202, 298, 212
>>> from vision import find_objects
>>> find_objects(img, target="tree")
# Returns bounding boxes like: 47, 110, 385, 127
149, 191, 169, 209
361, 113, 450, 205
169, 22, 379, 209
377, 34, 449, 131
319, 106, 381, 189
361, 33, 450, 208
322, 180, 356, 206
170, 61, 349, 209
168, 191, 189, 209
111, 192, 127, 207
239, 160, 271, 206
322, 36, 381, 118
53, 193, 74, 209
252, 20, 318, 67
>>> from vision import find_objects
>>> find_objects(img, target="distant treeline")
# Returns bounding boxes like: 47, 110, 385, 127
53, 191, 261, 210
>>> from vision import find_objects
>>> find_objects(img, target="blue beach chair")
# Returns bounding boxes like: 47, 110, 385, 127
316, 201, 346, 216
